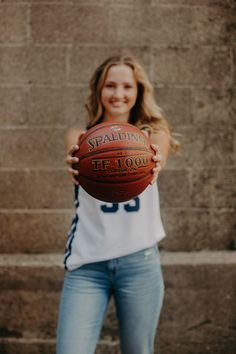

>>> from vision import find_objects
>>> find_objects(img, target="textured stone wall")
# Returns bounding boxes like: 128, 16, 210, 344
0, 0, 235, 353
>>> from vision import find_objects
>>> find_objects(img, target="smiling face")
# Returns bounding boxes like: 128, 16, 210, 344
101, 64, 138, 123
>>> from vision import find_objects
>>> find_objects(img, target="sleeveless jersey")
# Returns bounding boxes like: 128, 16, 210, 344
64, 183, 165, 271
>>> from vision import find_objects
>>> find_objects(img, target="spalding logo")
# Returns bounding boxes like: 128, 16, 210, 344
87, 131, 148, 151
110, 125, 122, 132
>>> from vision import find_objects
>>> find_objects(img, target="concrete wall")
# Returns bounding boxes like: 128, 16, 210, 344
0, 0, 235, 353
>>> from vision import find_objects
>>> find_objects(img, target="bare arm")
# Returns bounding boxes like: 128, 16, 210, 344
64, 128, 84, 152
151, 129, 170, 169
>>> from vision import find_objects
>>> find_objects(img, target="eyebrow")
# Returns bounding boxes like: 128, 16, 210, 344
105, 81, 134, 85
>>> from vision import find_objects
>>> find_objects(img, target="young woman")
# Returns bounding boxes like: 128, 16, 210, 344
56, 55, 179, 354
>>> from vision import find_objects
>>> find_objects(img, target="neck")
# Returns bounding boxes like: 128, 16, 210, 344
103, 113, 130, 123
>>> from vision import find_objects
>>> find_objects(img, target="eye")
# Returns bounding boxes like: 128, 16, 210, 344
105, 83, 115, 88
124, 84, 133, 89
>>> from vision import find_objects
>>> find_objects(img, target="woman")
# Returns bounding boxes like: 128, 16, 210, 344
56, 55, 179, 354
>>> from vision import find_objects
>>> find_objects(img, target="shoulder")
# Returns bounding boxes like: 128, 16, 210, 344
65, 127, 85, 138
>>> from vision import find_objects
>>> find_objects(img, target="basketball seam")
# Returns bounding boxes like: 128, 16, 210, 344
79, 147, 152, 161
79, 170, 151, 184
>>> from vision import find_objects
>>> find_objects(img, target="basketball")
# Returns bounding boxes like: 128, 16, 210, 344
73, 122, 156, 203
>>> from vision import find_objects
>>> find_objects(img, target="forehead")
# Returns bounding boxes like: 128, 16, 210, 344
105, 64, 136, 83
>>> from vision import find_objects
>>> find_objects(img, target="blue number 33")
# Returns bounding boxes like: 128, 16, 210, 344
101, 197, 140, 213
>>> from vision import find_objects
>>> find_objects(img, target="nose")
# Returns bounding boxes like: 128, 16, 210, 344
113, 87, 123, 99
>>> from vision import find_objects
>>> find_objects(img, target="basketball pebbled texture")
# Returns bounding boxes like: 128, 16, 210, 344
73, 122, 155, 203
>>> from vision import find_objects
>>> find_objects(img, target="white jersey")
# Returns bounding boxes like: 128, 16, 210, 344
64, 183, 166, 271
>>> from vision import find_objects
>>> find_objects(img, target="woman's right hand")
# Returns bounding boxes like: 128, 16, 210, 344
65, 144, 80, 185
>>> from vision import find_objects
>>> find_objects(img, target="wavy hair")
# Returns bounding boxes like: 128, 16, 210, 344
85, 55, 180, 152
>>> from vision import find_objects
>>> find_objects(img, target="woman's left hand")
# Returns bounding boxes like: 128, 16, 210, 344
150, 144, 162, 185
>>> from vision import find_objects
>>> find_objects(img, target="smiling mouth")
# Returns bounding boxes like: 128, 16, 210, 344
110, 101, 126, 106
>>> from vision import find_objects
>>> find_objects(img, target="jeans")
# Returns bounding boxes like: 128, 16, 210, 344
56, 244, 164, 354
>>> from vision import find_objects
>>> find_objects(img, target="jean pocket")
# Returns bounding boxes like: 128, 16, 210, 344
143, 244, 158, 258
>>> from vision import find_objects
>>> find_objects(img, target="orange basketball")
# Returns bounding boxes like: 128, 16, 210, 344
73, 122, 155, 203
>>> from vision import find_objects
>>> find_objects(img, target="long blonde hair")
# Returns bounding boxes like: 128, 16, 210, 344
85, 55, 180, 152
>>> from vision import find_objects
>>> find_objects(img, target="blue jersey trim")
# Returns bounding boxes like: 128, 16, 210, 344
64, 185, 80, 268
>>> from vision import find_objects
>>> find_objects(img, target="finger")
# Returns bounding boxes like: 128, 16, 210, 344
150, 173, 159, 185
67, 144, 79, 156
68, 167, 79, 176
152, 160, 161, 173
65, 156, 79, 165
150, 164, 160, 182
152, 167, 159, 174
152, 162, 162, 173
72, 177, 79, 186
151, 144, 160, 153
67, 166, 79, 185
152, 154, 162, 162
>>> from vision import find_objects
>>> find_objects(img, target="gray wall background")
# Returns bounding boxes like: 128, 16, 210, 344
0, 1, 235, 353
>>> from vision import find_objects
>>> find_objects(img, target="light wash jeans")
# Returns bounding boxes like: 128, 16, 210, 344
56, 244, 164, 354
